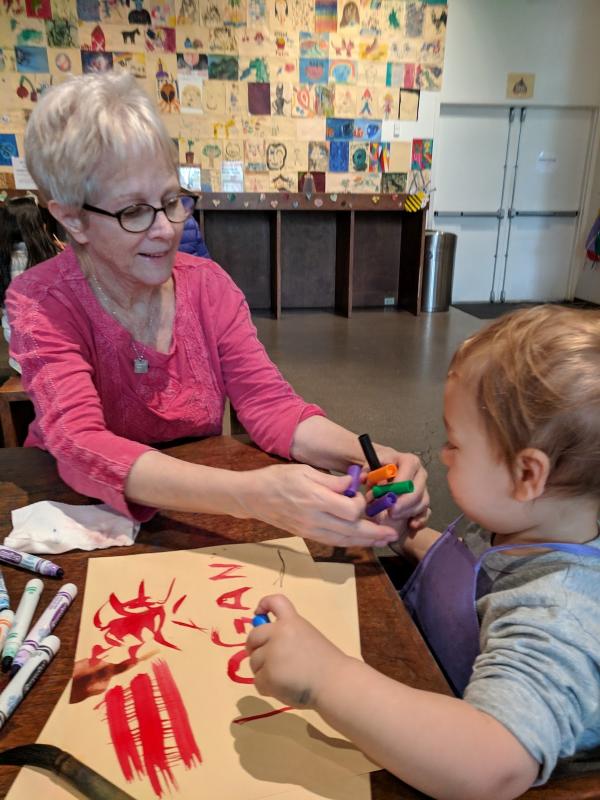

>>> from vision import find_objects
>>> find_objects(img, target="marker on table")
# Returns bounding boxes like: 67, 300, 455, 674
0, 610, 15, 652
0, 636, 60, 731
358, 433, 381, 472
343, 464, 362, 498
10, 583, 77, 676
2, 578, 44, 673
366, 492, 397, 518
0, 569, 9, 612
252, 614, 270, 627
372, 480, 414, 498
0, 545, 64, 579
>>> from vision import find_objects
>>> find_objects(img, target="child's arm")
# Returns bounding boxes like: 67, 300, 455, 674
247, 595, 539, 800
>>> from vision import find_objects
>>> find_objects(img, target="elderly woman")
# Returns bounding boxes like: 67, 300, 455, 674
6, 72, 429, 546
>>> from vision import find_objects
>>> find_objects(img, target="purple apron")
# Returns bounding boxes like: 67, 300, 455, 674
400, 518, 600, 696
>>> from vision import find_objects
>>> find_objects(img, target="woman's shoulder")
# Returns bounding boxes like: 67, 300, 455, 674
174, 253, 242, 295
8, 247, 75, 296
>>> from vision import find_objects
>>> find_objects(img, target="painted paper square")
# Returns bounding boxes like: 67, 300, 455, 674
248, 81, 271, 114
411, 137, 433, 169
329, 139, 349, 172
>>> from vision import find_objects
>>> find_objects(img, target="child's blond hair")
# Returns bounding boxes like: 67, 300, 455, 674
449, 305, 600, 499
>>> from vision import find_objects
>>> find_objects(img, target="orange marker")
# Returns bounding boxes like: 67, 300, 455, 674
366, 463, 397, 485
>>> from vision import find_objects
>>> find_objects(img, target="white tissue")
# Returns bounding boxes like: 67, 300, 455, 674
5, 501, 140, 554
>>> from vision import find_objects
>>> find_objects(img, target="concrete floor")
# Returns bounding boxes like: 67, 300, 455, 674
253, 306, 484, 532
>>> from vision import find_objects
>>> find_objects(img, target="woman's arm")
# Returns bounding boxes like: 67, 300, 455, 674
247, 595, 539, 800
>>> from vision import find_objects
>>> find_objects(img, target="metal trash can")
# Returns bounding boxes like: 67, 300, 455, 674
421, 230, 457, 312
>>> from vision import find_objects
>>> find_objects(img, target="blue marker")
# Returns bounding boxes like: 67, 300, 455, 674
252, 614, 270, 627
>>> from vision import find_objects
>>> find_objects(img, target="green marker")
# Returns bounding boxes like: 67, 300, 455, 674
372, 481, 414, 498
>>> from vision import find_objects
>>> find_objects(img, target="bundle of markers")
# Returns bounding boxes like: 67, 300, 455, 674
345, 433, 414, 515
0, 545, 76, 731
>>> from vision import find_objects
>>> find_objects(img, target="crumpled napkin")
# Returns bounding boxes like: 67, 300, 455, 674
5, 501, 140, 554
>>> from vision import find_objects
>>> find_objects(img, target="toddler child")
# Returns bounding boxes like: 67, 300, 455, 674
246, 305, 600, 800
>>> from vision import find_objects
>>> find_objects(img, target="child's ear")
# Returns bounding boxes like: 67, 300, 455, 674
511, 448, 551, 502
47, 200, 89, 245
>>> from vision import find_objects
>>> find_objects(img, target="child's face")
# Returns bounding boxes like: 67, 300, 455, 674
440, 376, 522, 533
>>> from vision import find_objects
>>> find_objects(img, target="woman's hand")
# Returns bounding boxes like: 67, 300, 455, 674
238, 463, 400, 548
370, 446, 431, 532
246, 594, 351, 709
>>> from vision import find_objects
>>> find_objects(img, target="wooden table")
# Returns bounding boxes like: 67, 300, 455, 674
0, 438, 597, 799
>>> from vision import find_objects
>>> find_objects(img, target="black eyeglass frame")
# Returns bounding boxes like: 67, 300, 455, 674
82, 192, 197, 232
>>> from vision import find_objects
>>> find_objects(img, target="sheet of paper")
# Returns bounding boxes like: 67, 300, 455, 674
8, 537, 375, 800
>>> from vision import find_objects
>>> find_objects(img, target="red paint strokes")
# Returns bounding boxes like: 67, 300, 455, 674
172, 594, 187, 614
211, 628, 240, 647
233, 616, 253, 634
104, 684, 144, 782
153, 659, 202, 769
172, 619, 207, 631
216, 586, 252, 610
209, 563, 246, 580
233, 706, 293, 724
131, 671, 175, 797
227, 648, 254, 684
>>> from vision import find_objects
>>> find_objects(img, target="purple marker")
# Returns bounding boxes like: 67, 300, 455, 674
0, 545, 64, 579
343, 464, 361, 497
366, 492, 397, 518
10, 583, 77, 675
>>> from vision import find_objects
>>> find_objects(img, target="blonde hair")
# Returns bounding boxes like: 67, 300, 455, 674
24, 72, 178, 207
450, 305, 600, 499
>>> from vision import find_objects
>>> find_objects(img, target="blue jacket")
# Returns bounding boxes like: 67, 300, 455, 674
178, 216, 210, 258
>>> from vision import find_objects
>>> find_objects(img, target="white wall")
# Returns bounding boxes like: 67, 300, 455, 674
426, 0, 600, 301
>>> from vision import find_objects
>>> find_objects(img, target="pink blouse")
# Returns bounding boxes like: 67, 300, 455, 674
6, 248, 324, 520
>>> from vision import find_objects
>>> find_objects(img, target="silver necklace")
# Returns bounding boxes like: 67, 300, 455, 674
89, 271, 157, 374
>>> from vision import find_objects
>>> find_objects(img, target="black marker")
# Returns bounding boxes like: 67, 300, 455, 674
358, 433, 381, 471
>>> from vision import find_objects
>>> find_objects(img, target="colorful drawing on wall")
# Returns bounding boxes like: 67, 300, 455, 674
299, 30, 329, 59
308, 139, 329, 171
245, 138, 267, 170
411, 137, 432, 169
299, 169, 325, 192
315, 0, 336, 33
358, 36, 387, 61
506, 72, 535, 99
15, 45, 49, 72
247, 80, 270, 113
353, 118, 381, 141
333, 84, 356, 115
326, 116, 354, 140
314, 82, 334, 115
0, 0, 447, 194
399, 87, 419, 120
349, 141, 367, 171
328, 139, 348, 171
369, 141, 389, 172
328, 58, 355, 83
207, 53, 238, 79
81, 49, 113, 72
405, 0, 424, 36
265, 140, 287, 170
270, 80, 291, 115
177, 51, 208, 74
299, 56, 328, 84
382, 171, 407, 193
416, 63, 442, 90
0, 134, 19, 166
25, 0, 52, 18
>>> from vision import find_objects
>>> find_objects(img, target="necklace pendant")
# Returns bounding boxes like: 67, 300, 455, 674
133, 357, 149, 374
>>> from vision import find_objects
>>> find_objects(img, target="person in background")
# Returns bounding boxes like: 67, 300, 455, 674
247, 305, 600, 800
6, 72, 430, 547
1, 197, 60, 372
178, 214, 210, 258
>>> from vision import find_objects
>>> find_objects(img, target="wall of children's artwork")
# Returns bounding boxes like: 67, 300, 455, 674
0, 0, 447, 194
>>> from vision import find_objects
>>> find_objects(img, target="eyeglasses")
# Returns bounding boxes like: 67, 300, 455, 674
82, 193, 197, 233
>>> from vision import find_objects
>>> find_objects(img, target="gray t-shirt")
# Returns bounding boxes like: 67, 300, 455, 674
460, 524, 600, 784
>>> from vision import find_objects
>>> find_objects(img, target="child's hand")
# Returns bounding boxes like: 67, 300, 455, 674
246, 594, 351, 709
369, 447, 431, 532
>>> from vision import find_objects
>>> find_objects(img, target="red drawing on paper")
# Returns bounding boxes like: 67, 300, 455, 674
209, 563, 247, 580
104, 659, 202, 797
216, 586, 252, 610
90, 579, 206, 662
